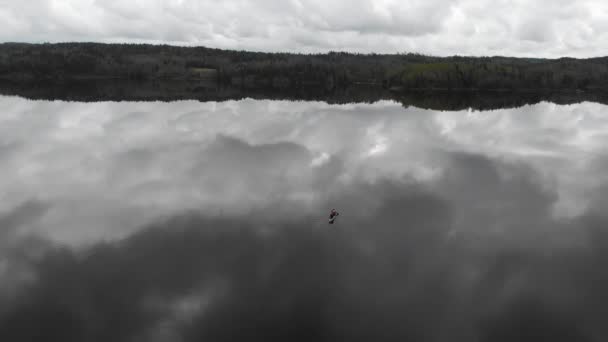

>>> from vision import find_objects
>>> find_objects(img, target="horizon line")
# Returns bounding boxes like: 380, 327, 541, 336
1, 41, 606, 61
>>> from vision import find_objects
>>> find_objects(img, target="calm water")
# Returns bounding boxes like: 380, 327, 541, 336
1, 95, 608, 341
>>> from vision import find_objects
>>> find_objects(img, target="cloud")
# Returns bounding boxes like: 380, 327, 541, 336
2, 147, 608, 341
0, 175, 452, 341
0, 200, 52, 304
0, 200, 49, 239
2, 98, 608, 244
2, 97, 608, 340
0, 0, 607, 57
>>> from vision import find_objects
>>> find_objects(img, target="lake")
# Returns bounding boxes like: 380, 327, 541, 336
1, 94, 606, 341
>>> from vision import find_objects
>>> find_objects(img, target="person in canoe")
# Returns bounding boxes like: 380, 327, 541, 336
328, 209, 339, 224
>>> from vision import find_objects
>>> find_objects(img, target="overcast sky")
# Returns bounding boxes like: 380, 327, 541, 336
1, 0, 607, 58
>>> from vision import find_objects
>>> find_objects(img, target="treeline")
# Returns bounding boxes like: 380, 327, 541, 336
1, 42, 608, 91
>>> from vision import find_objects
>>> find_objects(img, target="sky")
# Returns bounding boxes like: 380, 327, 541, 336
0, 0, 608, 58
3, 97, 608, 340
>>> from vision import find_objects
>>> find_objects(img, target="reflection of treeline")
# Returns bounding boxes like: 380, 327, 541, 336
2, 80, 608, 111
1, 42, 608, 91
0, 80, 393, 104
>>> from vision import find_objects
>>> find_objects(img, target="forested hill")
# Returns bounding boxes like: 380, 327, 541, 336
1, 42, 608, 92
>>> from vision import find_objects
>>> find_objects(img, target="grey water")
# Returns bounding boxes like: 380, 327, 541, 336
1, 95, 607, 341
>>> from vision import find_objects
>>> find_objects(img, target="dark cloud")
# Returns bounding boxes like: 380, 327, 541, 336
0, 180, 454, 342
3, 148, 608, 341
0, 201, 52, 306
0, 200, 49, 239
479, 296, 591, 342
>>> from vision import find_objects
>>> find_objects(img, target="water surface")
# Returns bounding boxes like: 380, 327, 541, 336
1, 96, 607, 341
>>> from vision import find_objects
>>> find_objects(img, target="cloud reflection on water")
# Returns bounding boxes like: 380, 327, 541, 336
1, 96, 608, 341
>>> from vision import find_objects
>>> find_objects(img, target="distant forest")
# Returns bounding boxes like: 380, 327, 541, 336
1, 42, 608, 92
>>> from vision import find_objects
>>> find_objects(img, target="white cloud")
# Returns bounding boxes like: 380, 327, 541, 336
1, 96, 608, 244
0, 0, 607, 57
